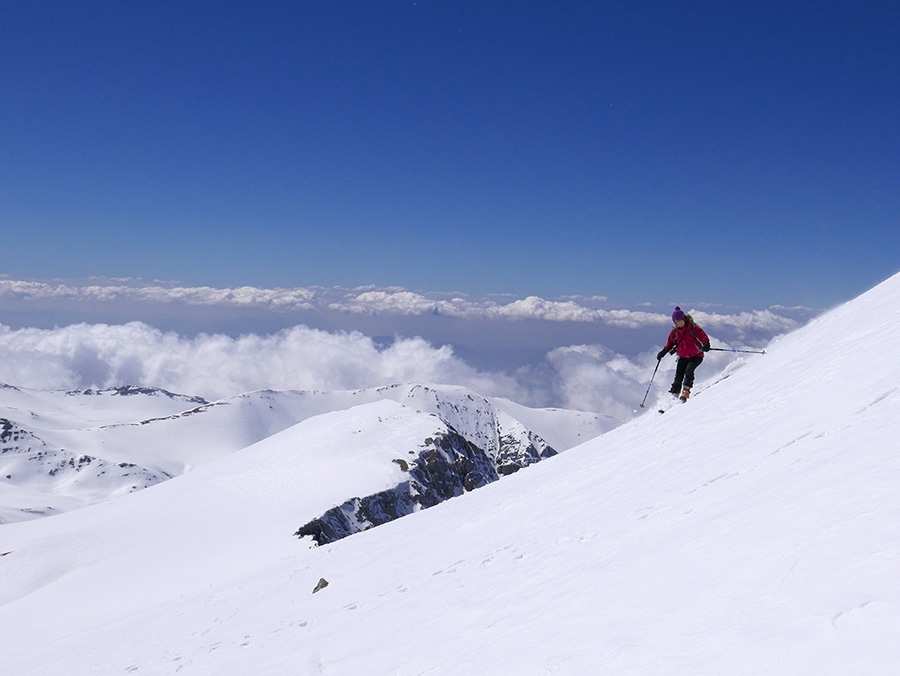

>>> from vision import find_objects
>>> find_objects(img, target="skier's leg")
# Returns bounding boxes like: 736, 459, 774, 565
670, 357, 687, 394
683, 356, 702, 389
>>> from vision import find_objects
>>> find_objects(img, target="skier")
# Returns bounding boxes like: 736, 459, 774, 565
656, 307, 710, 401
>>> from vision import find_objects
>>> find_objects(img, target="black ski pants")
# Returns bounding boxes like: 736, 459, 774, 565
670, 355, 703, 393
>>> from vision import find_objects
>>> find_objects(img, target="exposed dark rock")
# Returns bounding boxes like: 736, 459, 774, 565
1, 417, 171, 491
1, 419, 13, 444
496, 432, 557, 476
68, 386, 208, 405
296, 428, 556, 546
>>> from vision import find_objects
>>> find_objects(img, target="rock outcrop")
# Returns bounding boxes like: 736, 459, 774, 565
296, 416, 557, 546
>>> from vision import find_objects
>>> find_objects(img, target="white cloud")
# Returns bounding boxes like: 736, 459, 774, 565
0, 322, 528, 404
0, 279, 318, 310
545, 344, 650, 419
329, 290, 469, 317
0, 319, 785, 420
0, 278, 813, 335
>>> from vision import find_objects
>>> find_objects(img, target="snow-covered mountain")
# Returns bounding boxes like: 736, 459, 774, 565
2, 271, 900, 674
0, 382, 609, 524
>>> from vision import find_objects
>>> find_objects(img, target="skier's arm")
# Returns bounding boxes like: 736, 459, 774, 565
657, 330, 677, 359
697, 325, 710, 351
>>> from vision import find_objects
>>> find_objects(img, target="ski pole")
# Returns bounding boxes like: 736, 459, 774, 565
640, 358, 662, 408
708, 347, 766, 354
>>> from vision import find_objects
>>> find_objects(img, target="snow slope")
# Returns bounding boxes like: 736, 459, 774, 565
2, 271, 900, 674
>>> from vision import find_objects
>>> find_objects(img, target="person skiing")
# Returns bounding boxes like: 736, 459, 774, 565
656, 307, 710, 401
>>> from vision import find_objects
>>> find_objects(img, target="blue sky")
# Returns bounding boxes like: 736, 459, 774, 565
2, 1, 899, 309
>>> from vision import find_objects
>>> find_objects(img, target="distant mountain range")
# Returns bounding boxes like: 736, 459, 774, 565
1, 381, 609, 525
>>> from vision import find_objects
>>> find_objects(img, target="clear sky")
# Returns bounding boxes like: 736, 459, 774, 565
2, 1, 898, 309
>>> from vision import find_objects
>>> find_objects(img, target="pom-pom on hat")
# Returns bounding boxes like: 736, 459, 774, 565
672, 307, 686, 322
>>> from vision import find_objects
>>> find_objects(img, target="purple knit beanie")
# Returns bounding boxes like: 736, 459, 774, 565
672, 307, 686, 322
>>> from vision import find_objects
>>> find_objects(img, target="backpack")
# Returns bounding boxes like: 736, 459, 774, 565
678, 315, 704, 352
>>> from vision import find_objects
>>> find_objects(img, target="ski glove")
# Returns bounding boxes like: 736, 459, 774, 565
656, 348, 668, 361
701, 342, 710, 352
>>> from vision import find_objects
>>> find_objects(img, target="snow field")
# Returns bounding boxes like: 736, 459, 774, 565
2, 272, 900, 674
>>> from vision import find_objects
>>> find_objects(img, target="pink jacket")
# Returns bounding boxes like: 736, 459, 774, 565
663, 321, 710, 359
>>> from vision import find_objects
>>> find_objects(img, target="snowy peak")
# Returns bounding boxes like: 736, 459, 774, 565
295, 403, 557, 545
67, 385, 208, 406
373, 383, 558, 473
0, 380, 602, 524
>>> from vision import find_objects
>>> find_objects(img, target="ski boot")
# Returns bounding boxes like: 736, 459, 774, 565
679, 386, 691, 402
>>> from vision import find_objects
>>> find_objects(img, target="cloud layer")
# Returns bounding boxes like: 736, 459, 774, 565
0, 278, 813, 332
0, 278, 814, 416
0, 322, 528, 403
0, 320, 769, 420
